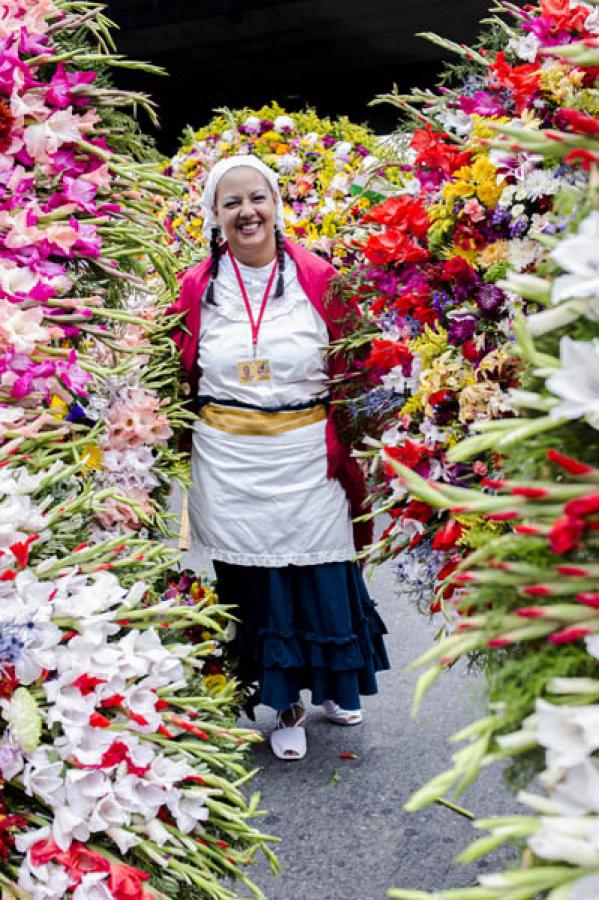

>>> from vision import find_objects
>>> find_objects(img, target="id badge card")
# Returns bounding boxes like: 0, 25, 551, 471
236, 358, 271, 383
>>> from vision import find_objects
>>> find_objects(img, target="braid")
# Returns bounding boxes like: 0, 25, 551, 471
205, 227, 221, 305
273, 226, 285, 298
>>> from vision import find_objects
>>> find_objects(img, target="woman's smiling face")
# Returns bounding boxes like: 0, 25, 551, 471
213, 166, 277, 264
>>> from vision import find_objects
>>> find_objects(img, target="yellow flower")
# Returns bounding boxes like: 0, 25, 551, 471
49, 395, 68, 420
442, 179, 475, 205
471, 155, 503, 208
443, 244, 478, 266
399, 393, 424, 419
409, 325, 448, 369
81, 443, 103, 472
204, 674, 227, 693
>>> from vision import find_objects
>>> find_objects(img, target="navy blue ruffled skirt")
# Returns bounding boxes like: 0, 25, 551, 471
213, 560, 390, 712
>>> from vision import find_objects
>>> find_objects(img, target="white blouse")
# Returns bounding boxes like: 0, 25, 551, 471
188, 252, 355, 567
197, 253, 329, 406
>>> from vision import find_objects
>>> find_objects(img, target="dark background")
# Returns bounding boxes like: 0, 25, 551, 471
105, 0, 490, 154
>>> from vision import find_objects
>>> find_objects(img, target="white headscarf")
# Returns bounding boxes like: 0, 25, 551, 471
200, 154, 285, 240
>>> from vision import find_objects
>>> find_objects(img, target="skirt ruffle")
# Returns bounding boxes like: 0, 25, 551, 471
213, 560, 390, 712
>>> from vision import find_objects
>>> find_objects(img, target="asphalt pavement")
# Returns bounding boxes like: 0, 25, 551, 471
174, 490, 516, 900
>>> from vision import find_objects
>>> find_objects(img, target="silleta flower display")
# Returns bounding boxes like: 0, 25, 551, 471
163, 102, 396, 270
0, 2, 277, 898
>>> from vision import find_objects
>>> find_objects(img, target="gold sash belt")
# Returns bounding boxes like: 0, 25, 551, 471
199, 402, 326, 436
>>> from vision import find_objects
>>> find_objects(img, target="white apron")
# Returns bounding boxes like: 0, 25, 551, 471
188, 252, 355, 567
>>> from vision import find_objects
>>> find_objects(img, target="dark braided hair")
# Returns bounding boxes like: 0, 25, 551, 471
273, 225, 285, 298
205, 226, 221, 305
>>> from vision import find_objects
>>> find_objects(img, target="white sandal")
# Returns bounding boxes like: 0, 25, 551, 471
323, 699, 363, 726
269, 702, 308, 760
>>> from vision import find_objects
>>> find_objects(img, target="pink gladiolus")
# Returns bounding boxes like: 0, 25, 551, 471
45, 63, 96, 109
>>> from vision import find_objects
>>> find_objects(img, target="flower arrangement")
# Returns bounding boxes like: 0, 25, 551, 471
333, 0, 597, 605
0, 2, 275, 897
163, 102, 395, 269
354, 5, 599, 899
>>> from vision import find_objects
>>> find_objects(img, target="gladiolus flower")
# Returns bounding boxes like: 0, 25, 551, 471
548, 515, 585, 553
550, 627, 592, 644
577, 593, 599, 609
565, 494, 599, 518
547, 449, 595, 476
432, 519, 463, 550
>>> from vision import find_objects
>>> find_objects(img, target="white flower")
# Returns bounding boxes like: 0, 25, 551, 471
542, 759, 599, 814
106, 826, 142, 855
507, 31, 540, 61
88, 794, 130, 832
585, 4, 599, 33
273, 114, 295, 133
528, 816, 599, 867
585, 634, 599, 659
438, 107, 472, 136
24, 108, 83, 162
22, 749, 65, 807
276, 152, 302, 174
19, 857, 71, 900
242, 115, 261, 133
334, 141, 353, 158
113, 773, 166, 820
72, 873, 114, 900
381, 360, 421, 395
508, 237, 542, 272
166, 787, 209, 833
0, 731, 24, 779
536, 699, 599, 771
551, 211, 599, 305
570, 874, 599, 900
53, 803, 90, 850
547, 337, 599, 429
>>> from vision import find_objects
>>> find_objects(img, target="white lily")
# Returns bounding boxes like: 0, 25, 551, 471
551, 211, 599, 305
536, 699, 599, 771
546, 337, 599, 429
528, 816, 599, 867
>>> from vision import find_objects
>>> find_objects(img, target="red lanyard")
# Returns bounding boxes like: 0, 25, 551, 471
228, 249, 278, 358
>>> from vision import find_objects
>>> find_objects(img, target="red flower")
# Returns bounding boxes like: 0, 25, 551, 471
403, 499, 435, 523
363, 227, 429, 266
540, 0, 590, 32
440, 256, 475, 283
72, 674, 106, 695
108, 862, 151, 900
564, 148, 599, 170
489, 52, 542, 112
548, 515, 585, 554
546, 449, 595, 475
410, 124, 472, 174
366, 339, 413, 373
565, 494, 599, 518
364, 195, 429, 238
432, 519, 464, 550
550, 626, 591, 645
385, 440, 429, 469
461, 339, 480, 363
0, 99, 13, 154
555, 108, 599, 136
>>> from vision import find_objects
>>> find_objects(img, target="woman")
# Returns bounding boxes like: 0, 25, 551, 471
169, 154, 389, 760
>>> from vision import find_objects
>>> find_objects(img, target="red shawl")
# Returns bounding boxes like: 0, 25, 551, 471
167, 238, 373, 552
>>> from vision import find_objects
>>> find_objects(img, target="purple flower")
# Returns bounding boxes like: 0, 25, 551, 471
448, 316, 477, 344
475, 284, 504, 320
510, 217, 529, 238
459, 91, 507, 117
